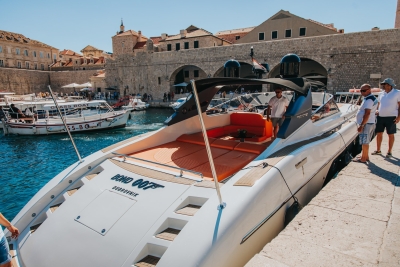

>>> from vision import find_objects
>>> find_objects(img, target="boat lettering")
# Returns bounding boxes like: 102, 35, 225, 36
112, 186, 139, 197
67, 124, 92, 131
296, 112, 308, 119
111, 174, 165, 190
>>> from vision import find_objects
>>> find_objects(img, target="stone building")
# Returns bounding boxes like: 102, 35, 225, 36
215, 27, 255, 44
396, 0, 400, 28
0, 30, 58, 71
235, 10, 343, 44
51, 46, 111, 71
90, 70, 106, 93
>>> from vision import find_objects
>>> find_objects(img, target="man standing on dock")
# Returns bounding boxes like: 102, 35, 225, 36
354, 84, 378, 163
372, 78, 400, 158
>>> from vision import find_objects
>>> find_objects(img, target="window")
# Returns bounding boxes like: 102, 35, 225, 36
175, 43, 180, 51
184, 71, 189, 78
16, 48, 20, 55
0, 60, 4, 67
158, 77, 161, 85
24, 50, 28, 56
258, 32, 265, 40
75, 60, 78, 64
235, 35, 240, 40
47, 53, 50, 58
25, 62, 30, 69
33, 51, 36, 57
194, 40, 199, 48
53, 54, 57, 60
7, 47, 11, 53
34, 63, 37, 70
0, 46, 3, 53
184, 42, 189, 49
194, 70, 199, 77
39, 51, 44, 58
41, 64, 44, 70
272, 31, 278, 39
285, 29, 292, 38
17, 61, 21, 68
299, 28, 306, 36
167, 44, 172, 51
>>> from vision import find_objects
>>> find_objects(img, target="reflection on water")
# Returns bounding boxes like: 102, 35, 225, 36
0, 108, 173, 220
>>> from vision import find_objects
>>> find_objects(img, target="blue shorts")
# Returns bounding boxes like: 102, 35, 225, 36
0, 235, 11, 265
359, 123, 375, 145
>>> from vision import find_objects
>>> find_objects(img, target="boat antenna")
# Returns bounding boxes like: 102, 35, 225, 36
190, 80, 226, 210
48, 85, 83, 163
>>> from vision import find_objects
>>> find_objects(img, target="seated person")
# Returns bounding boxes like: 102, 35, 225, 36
25, 107, 38, 120
9, 104, 32, 121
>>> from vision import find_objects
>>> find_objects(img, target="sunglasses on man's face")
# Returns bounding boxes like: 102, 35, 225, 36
360, 89, 369, 92
275, 91, 282, 94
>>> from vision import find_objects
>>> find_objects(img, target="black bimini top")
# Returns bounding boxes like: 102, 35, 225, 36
164, 77, 323, 127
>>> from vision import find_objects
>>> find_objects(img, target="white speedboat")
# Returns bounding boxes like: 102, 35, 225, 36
7, 76, 360, 267
122, 97, 150, 111
2, 100, 129, 135
169, 97, 186, 109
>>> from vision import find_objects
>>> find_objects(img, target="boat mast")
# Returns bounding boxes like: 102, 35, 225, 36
48, 85, 83, 163
190, 80, 225, 209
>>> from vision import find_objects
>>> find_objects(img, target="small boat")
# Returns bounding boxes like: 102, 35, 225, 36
122, 97, 150, 112
169, 97, 187, 109
2, 100, 129, 135
7, 54, 362, 267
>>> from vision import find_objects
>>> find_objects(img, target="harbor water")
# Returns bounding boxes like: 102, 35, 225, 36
0, 108, 174, 221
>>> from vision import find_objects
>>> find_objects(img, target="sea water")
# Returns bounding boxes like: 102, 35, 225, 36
0, 108, 174, 220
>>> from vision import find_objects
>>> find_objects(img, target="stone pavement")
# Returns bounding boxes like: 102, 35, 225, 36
246, 130, 400, 267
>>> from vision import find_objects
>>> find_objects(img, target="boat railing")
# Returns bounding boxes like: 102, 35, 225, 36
311, 95, 341, 122
112, 152, 204, 181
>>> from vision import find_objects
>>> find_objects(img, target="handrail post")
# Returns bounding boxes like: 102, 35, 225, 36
190, 80, 225, 209
48, 85, 83, 163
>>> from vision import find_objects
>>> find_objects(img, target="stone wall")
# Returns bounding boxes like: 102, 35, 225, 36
106, 28, 400, 96
0, 68, 94, 94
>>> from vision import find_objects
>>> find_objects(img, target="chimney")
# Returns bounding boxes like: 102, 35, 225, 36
180, 30, 187, 38
138, 30, 142, 41
161, 33, 168, 40
338, 29, 344, 33
371, 27, 380, 31
396, 0, 400, 28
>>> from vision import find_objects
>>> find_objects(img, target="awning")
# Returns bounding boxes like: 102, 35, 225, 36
61, 83, 81, 88
173, 82, 188, 87
78, 82, 92, 88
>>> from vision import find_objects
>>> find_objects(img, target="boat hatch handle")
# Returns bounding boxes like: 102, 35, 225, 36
112, 152, 203, 181
48, 85, 83, 163
295, 157, 307, 169
191, 79, 225, 209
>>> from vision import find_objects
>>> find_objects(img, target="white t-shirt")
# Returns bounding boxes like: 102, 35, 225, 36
0, 227, 4, 239
268, 96, 289, 118
356, 94, 378, 124
378, 89, 400, 117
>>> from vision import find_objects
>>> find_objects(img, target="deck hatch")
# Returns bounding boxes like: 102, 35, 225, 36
74, 190, 136, 236
155, 228, 181, 241
175, 204, 201, 216
135, 255, 160, 267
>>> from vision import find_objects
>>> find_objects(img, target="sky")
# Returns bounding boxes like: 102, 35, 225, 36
0, 0, 398, 54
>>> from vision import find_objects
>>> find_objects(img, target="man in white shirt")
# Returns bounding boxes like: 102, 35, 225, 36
372, 78, 400, 158
354, 84, 378, 163
266, 87, 289, 138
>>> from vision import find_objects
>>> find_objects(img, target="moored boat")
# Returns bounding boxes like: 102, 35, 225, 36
122, 97, 150, 112
6, 54, 362, 267
2, 100, 129, 135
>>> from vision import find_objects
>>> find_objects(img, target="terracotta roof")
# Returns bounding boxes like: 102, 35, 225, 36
215, 27, 254, 43
0, 30, 58, 50
133, 41, 146, 49
60, 49, 82, 56
81, 45, 102, 52
150, 36, 162, 45
164, 28, 213, 41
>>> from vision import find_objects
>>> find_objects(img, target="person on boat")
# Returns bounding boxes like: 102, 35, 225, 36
372, 78, 400, 158
25, 107, 38, 121
266, 87, 289, 138
354, 84, 378, 163
0, 212, 19, 267
9, 104, 27, 120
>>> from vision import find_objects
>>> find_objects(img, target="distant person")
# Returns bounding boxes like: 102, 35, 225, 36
372, 78, 400, 158
0, 212, 19, 267
9, 104, 26, 119
25, 107, 38, 121
266, 88, 289, 138
354, 84, 378, 163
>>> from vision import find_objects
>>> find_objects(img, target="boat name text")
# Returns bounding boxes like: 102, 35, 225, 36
296, 112, 309, 119
111, 174, 165, 190
112, 186, 139, 197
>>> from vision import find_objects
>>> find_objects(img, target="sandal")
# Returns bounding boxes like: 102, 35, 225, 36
371, 151, 381, 155
386, 152, 392, 158
352, 157, 367, 163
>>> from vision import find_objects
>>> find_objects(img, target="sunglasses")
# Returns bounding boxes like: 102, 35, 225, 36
360, 89, 369, 92
275, 91, 282, 94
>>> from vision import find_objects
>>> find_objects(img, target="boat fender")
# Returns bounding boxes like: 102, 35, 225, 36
284, 199, 302, 227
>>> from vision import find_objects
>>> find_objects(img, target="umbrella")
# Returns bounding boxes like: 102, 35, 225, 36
80, 88, 93, 91
78, 82, 92, 88
61, 83, 81, 88
173, 82, 188, 87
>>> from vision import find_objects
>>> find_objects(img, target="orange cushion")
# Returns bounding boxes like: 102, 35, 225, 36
177, 133, 216, 145
230, 112, 266, 127
234, 142, 268, 154
207, 127, 225, 138
210, 139, 238, 150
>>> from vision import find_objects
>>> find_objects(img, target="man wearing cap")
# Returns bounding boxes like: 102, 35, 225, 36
372, 78, 400, 157
354, 84, 378, 163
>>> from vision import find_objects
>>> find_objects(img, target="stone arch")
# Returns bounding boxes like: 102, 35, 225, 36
268, 57, 328, 85
169, 64, 207, 93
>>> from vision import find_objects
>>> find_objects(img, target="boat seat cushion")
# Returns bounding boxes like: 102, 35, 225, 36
234, 142, 269, 154
177, 133, 216, 145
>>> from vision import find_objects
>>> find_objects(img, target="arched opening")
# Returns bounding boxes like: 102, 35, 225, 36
268, 58, 328, 85
169, 65, 207, 94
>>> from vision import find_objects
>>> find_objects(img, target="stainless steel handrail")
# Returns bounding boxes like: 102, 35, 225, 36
112, 152, 204, 180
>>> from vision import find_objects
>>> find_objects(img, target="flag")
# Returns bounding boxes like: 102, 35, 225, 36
252, 58, 267, 73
